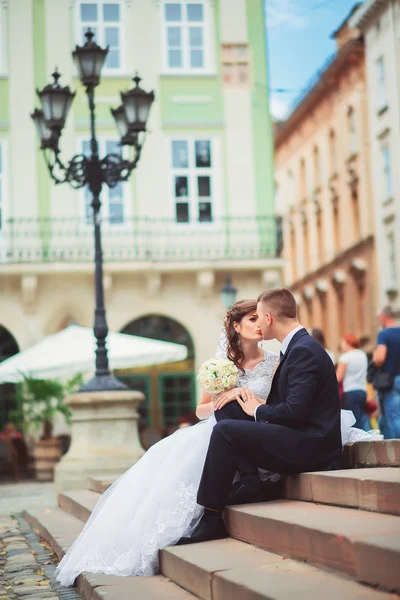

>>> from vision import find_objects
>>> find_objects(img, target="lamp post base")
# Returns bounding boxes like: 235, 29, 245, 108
54, 389, 145, 492
79, 373, 128, 393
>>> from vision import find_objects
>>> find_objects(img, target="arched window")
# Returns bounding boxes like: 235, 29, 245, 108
120, 315, 195, 437
0, 326, 20, 431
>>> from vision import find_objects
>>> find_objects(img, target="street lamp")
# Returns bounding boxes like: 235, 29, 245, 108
220, 275, 237, 310
31, 29, 155, 392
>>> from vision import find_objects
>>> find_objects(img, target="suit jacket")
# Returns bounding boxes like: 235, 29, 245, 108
255, 328, 342, 469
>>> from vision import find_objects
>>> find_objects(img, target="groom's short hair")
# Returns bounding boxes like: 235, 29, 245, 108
257, 288, 297, 321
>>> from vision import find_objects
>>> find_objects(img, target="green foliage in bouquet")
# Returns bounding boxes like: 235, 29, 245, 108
9, 373, 83, 439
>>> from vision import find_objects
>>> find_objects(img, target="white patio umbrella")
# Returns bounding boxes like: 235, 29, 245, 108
0, 325, 188, 383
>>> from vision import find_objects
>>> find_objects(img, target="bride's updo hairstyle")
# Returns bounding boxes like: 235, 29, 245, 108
224, 299, 257, 374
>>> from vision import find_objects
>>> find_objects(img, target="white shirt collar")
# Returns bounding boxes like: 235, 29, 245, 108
280, 325, 304, 355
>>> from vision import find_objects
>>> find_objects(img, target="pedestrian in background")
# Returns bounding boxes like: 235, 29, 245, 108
310, 328, 335, 364
373, 307, 400, 439
337, 334, 370, 431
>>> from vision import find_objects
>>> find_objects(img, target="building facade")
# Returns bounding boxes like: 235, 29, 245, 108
275, 10, 378, 357
0, 0, 282, 432
350, 0, 400, 315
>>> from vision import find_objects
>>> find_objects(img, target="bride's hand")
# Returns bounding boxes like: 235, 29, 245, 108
214, 387, 242, 410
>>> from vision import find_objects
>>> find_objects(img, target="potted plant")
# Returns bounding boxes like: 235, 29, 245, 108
11, 373, 82, 481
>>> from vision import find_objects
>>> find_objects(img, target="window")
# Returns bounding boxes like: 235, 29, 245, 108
160, 374, 195, 427
78, 1, 123, 71
382, 144, 393, 199
387, 231, 397, 284
82, 139, 125, 225
222, 44, 250, 87
162, 1, 211, 72
329, 129, 336, 174
290, 224, 297, 280
171, 138, 215, 223
348, 108, 357, 155
313, 145, 320, 188
351, 189, 360, 240
288, 170, 295, 207
377, 57, 387, 110
299, 158, 306, 200
0, 143, 3, 230
0, 5, 5, 75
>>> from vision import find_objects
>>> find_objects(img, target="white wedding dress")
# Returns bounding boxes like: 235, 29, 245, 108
56, 349, 381, 586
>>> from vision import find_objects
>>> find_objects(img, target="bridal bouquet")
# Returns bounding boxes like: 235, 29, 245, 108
197, 358, 239, 394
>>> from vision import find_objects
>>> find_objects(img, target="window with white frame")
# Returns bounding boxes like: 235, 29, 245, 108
382, 143, 393, 199
82, 139, 125, 225
348, 107, 357, 155
0, 6, 4, 75
78, 1, 123, 71
377, 56, 387, 110
387, 230, 397, 284
162, 2, 211, 72
171, 138, 214, 223
0, 143, 3, 231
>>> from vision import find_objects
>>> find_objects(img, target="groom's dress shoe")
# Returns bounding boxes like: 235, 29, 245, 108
176, 510, 227, 545
227, 473, 285, 506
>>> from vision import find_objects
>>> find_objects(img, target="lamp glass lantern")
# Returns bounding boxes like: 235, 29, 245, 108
121, 75, 155, 133
31, 109, 58, 150
73, 29, 109, 87
220, 276, 237, 310
37, 70, 75, 131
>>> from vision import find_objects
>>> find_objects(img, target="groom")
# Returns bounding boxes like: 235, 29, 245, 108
179, 288, 342, 544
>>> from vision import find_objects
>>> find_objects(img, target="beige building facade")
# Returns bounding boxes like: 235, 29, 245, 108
0, 0, 282, 432
350, 0, 400, 315
275, 11, 378, 356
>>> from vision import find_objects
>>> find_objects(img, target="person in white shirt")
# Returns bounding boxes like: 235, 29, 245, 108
337, 333, 370, 431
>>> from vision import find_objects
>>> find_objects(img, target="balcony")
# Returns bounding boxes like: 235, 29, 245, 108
0, 216, 283, 267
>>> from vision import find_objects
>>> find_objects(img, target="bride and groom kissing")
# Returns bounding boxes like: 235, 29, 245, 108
56, 288, 343, 584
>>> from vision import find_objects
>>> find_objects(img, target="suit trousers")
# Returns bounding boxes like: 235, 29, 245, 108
197, 413, 301, 511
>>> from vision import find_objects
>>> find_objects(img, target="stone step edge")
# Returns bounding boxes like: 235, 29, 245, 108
58, 490, 100, 523
284, 468, 400, 516
24, 509, 390, 600
343, 440, 400, 468
161, 542, 393, 600
225, 500, 400, 593
23, 508, 197, 599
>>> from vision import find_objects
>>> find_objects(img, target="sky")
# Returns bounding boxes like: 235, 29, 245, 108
266, 0, 362, 120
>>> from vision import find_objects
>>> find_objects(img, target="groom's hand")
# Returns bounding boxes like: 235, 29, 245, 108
237, 387, 261, 417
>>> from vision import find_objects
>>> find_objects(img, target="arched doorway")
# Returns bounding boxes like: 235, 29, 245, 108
117, 315, 196, 442
0, 326, 20, 430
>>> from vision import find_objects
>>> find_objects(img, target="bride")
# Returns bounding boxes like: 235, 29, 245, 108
56, 299, 379, 586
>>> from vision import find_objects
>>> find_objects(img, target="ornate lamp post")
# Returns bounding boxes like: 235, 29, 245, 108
31, 30, 155, 393
220, 275, 237, 310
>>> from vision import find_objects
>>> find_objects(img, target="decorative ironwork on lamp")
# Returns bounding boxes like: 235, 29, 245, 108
30, 29, 155, 392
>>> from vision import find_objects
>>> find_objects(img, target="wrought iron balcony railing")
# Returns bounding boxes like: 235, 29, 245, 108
0, 216, 283, 264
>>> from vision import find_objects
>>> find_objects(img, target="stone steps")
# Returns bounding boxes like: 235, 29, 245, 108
342, 440, 400, 468
87, 475, 115, 494
226, 499, 400, 593
284, 467, 400, 515
161, 540, 392, 600
24, 504, 394, 600
58, 490, 100, 523
23, 441, 400, 599
24, 507, 196, 600
56, 475, 400, 594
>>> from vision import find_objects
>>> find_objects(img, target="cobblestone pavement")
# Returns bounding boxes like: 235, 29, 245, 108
0, 514, 82, 600
0, 483, 56, 516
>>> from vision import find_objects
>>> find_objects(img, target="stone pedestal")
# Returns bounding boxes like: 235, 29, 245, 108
54, 390, 145, 492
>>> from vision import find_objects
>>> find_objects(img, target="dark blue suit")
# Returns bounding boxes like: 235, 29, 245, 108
197, 328, 342, 510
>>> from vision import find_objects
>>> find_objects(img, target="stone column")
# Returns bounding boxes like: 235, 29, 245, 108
54, 390, 145, 492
